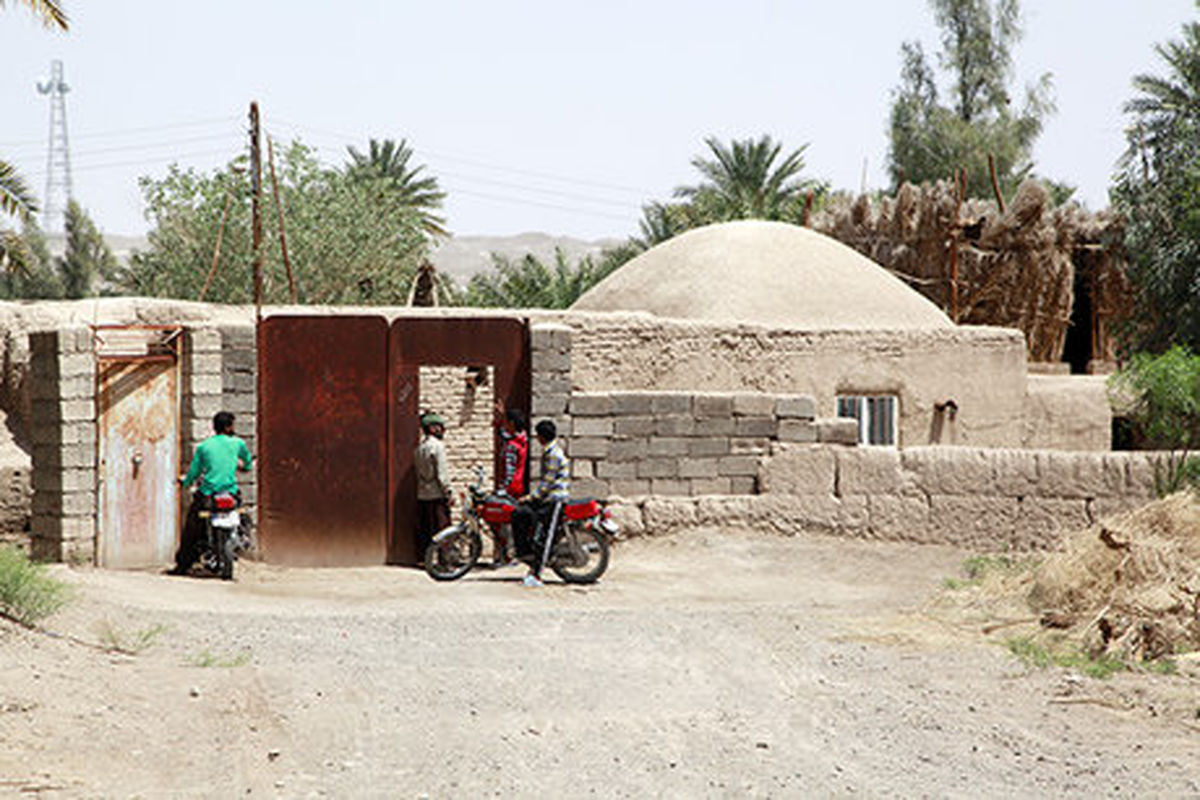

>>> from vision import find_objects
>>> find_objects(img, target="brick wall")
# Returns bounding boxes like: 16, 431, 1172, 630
418, 365, 495, 492
608, 444, 1165, 551
561, 390, 854, 499
29, 326, 96, 563
219, 325, 257, 514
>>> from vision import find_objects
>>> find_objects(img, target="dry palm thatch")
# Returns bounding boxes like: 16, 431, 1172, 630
814, 180, 1130, 364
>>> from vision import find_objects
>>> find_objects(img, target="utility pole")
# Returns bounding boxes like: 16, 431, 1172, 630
249, 102, 263, 320
37, 60, 73, 235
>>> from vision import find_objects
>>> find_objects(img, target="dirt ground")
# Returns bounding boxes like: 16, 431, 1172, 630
2, 529, 1198, 798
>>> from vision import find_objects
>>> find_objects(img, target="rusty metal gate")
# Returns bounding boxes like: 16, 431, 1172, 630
257, 315, 530, 566
388, 317, 530, 564
96, 326, 181, 569
258, 316, 390, 566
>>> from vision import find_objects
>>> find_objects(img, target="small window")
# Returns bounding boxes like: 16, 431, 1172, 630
836, 395, 898, 446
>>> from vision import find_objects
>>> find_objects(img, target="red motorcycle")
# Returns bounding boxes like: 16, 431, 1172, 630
424, 467, 616, 583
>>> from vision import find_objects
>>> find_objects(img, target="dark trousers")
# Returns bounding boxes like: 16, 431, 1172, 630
512, 500, 561, 577
174, 492, 211, 572
416, 498, 451, 560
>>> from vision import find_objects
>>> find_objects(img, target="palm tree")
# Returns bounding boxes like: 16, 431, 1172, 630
1, 0, 67, 273
674, 135, 820, 222
345, 138, 447, 237
1, 0, 68, 29
1124, 11, 1200, 170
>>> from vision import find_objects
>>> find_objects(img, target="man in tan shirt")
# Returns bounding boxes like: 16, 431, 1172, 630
415, 412, 452, 560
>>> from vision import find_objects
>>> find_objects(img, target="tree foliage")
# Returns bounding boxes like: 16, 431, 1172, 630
674, 135, 824, 223
122, 141, 430, 305
345, 138, 448, 238
1112, 5, 1200, 354
461, 247, 627, 309
1, 0, 67, 29
1109, 346, 1200, 493
60, 199, 118, 298
887, 0, 1055, 199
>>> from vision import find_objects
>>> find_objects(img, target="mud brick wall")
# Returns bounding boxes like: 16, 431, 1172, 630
563, 390, 854, 499
418, 365, 495, 492
219, 325, 257, 514
0, 466, 31, 552
28, 326, 95, 563
529, 322, 573, 483
609, 445, 1164, 551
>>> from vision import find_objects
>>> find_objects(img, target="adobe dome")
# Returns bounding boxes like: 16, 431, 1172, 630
571, 220, 952, 330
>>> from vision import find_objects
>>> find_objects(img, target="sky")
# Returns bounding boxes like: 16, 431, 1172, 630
1, 1, 1196, 241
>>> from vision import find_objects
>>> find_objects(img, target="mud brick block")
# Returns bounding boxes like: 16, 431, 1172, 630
33, 443, 95, 469
569, 394, 613, 417
224, 372, 257, 394
185, 327, 222, 353
572, 459, 595, 479
817, 418, 859, 445
188, 419, 214, 443
31, 514, 94, 542
718, 455, 759, 477
679, 458, 719, 479
637, 458, 679, 479
609, 479, 651, 497
33, 490, 95, 516
611, 393, 654, 415
609, 438, 647, 462
903, 447, 993, 496
650, 393, 691, 415
572, 477, 609, 498
531, 395, 568, 417
221, 348, 256, 371
694, 417, 735, 437
32, 373, 94, 401
597, 461, 638, 480
730, 476, 758, 494
614, 416, 655, 437
778, 419, 817, 443
651, 479, 690, 496
735, 417, 777, 437
731, 393, 776, 417
530, 323, 570, 351
694, 394, 733, 419
185, 352, 223, 376
572, 417, 613, 437
690, 477, 732, 495
867, 495, 930, 539
775, 395, 816, 419
222, 393, 257, 415
655, 416, 695, 437
532, 374, 571, 397
218, 325, 256, 348
731, 437, 771, 455
32, 468, 93, 493
569, 437, 610, 459
535, 350, 571, 372
838, 447, 908, 495
648, 437, 689, 457
689, 438, 730, 457
185, 394, 222, 420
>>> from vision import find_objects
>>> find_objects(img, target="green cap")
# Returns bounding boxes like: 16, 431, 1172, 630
420, 412, 446, 428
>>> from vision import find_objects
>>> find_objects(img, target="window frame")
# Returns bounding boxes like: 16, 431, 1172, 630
835, 394, 899, 447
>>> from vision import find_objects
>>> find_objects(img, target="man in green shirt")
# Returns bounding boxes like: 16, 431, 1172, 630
169, 411, 254, 575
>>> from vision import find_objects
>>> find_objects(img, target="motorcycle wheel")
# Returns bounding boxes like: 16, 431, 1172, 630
424, 524, 481, 581
218, 528, 235, 581
550, 523, 610, 584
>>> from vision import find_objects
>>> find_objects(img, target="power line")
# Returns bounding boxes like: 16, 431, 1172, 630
441, 183, 636, 222
22, 147, 243, 179
0, 115, 240, 148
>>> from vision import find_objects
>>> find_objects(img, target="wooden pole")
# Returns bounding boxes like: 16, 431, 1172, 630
988, 153, 1006, 214
198, 187, 234, 302
267, 137, 297, 303
948, 168, 965, 323
249, 102, 263, 322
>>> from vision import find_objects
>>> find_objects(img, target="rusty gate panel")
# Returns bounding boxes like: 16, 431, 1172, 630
259, 316, 389, 566
389, 318, 530, 564
96, 328, 181, 569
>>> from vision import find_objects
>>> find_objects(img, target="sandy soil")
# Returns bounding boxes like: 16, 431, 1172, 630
1, 529, 1198, 798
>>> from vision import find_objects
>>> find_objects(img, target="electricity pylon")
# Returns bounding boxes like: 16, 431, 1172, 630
37, 60, 73, 234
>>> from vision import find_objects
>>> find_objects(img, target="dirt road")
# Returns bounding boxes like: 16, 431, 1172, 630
2, 530, 1197, 798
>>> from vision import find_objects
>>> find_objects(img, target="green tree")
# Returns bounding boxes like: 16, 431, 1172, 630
1109, 346, 1200, 493
463, 247, 624, 309
122, 141, 429, 305
0, 218, 61, 299
345, 138, 447, 238
1, 0, 68, 29
674, 135, 823, 222
59, 199, 117, 298
1112, 4, 1200, 353
887, 0, 1055, 199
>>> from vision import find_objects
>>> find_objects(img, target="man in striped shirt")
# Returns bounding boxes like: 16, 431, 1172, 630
515, 419, 569, 587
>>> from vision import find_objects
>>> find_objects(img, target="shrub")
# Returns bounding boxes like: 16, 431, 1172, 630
0, 545, 73, 626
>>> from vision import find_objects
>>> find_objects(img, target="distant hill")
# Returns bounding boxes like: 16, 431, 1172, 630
431, 233, 623, 286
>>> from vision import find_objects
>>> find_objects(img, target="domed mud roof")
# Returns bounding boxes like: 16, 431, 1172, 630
571, 220, 952, 329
